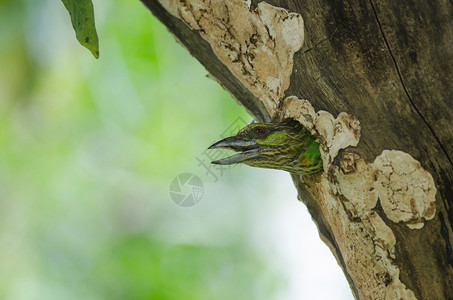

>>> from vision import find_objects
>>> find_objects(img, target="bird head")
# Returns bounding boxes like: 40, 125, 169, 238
208, 120, 323, 175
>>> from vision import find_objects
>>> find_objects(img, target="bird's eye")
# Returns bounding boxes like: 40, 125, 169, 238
255, 127, 265, 136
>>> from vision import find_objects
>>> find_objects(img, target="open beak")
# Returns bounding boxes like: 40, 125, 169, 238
208, 136, 260, 165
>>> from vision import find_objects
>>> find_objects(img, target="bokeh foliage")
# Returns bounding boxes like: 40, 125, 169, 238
0, 0, 289, 299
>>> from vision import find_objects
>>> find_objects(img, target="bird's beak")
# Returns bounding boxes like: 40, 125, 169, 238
208, 136, 260, 165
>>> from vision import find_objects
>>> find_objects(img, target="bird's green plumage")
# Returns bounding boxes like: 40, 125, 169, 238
208, 120, 323, 175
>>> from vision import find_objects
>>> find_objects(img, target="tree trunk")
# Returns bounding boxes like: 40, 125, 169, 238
140, 0, 453, 299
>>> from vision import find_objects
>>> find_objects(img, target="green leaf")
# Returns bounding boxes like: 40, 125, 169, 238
61, 0, 100, 59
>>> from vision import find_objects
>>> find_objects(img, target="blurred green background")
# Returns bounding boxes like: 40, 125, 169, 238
0, 0, 352, 299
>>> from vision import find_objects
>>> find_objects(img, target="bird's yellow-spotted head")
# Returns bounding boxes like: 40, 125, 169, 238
208, 120, 323, 175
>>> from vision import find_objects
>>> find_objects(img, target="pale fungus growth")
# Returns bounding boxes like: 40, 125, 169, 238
158, 0, 304, 114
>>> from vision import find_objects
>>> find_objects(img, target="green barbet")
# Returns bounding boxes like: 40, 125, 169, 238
208, 120, 323, 175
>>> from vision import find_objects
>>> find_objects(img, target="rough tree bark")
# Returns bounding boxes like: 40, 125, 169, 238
141, 1, 453, 299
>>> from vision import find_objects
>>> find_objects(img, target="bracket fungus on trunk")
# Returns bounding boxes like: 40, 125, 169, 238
157, 0, 304, 113
282, 96, 437, 299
